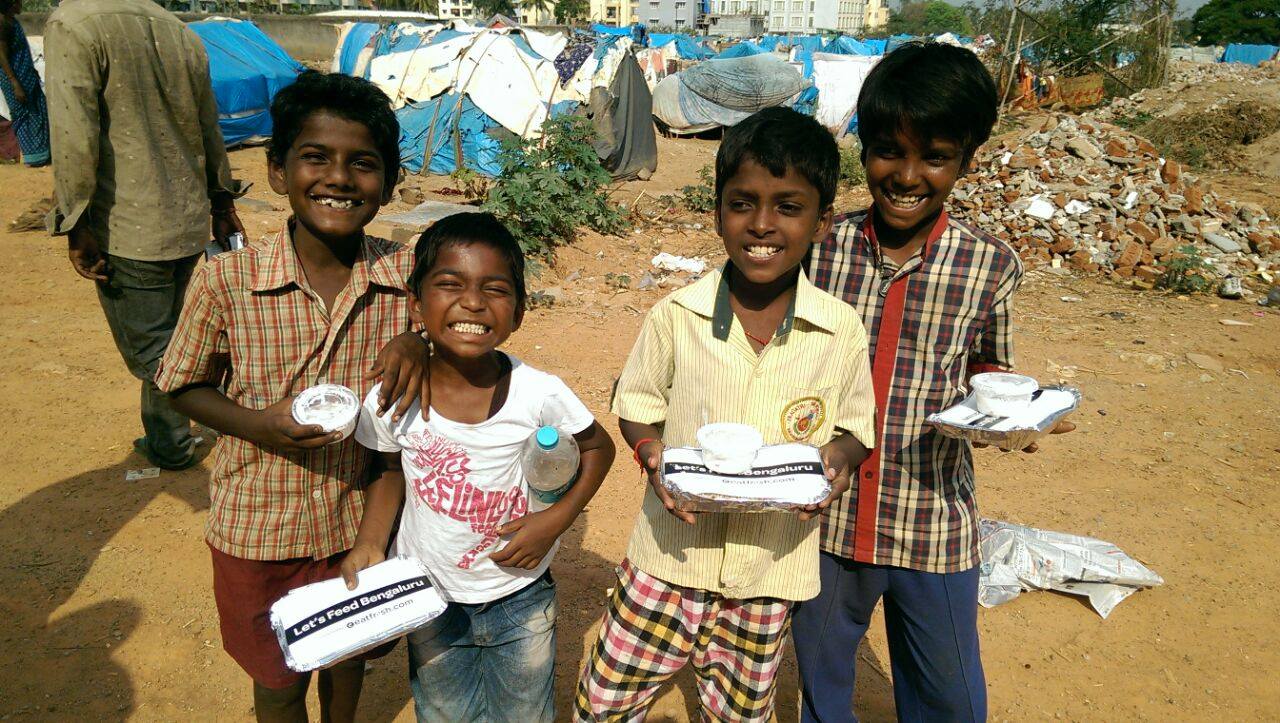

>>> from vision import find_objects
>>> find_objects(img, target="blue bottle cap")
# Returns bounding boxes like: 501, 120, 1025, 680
535, 426, 560, 450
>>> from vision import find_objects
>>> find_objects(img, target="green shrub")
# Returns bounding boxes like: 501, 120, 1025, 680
482, 114, 628, 261
839, 140, 866, 188
680, 165, 716, 214
1156, 245, 1213, 294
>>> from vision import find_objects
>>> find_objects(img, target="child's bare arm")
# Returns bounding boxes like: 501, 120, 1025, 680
170, 386, 342, 451
341, 452, 406, 588
618, 418, 698, 526
364, 332, 431, 423
492, 421, 618, 569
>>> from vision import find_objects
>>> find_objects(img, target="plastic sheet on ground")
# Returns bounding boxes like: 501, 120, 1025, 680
380, 199, 478, 228
1220, 43, 1279, 66
979, 518, 1164, 618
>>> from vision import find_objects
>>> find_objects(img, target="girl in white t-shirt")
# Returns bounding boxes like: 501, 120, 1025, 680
341, 213, 616, 722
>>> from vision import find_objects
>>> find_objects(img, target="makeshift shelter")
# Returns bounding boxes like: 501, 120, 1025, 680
190, 18, 303, 146
715, 41, 767, 59
809, 53, 879, 135
1221, 44, 1279, 66
649, 33, 713, 60
652, 53, 809, 134
822, 36, 878, 56
339, 25, 655, 179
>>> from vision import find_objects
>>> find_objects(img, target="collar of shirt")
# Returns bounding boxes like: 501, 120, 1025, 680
249, 222, 405, 297
673, 263, 840, 342
861, 207, 951, 288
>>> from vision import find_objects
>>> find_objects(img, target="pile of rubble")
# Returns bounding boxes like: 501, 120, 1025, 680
950, 113, 1279, 291
1087, 60, 1280, 126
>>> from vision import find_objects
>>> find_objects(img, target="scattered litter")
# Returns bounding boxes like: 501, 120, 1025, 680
1063, 200, 1092, 215
979, 519, 1164, 618
1024, 196, 1056, 220
651, 252, 708, 275
636, 272, 657, 290
125, 468, 161, 481
1219, 319, 1253, 326
1060, 295, 1084, 303
1218, 276, 1244, 299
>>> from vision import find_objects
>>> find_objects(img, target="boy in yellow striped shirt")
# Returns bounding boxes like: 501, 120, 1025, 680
574, 107, 877, 722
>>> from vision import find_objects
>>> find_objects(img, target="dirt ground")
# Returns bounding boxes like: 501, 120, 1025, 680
2, 132, 1278, 722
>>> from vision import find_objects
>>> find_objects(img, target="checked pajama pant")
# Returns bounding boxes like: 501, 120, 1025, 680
574, 560, 792, 722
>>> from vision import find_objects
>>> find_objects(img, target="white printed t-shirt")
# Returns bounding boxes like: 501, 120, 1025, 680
355, 353, 594, 604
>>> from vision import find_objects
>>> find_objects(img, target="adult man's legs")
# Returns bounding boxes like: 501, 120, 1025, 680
882, 566, 986, 723
792, 553, 889, 723
96, 254, 200, 469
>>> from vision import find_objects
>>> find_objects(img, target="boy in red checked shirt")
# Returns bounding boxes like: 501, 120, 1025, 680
797, 43, 1074, 723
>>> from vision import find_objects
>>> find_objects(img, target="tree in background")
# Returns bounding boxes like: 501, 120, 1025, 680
474, 0, 518, 17
1192, 0, 1280, 45
887, 0, 976, 35
555, 0, 589, 22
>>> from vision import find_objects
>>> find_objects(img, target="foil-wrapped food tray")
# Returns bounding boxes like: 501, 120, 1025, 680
660, 444, 831, 513
927, 385, 1082, 451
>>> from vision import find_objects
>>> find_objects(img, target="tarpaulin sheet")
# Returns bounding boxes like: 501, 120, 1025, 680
652, 74, 753, 134
592, 23, 636, 37
189, 19, 303, 146
680, 53, 808, 112
334, 22, 379, 76
649, 33, 712, 59
811, 53, 878, 134
588, 53, 657, 180
822, 36, 879, 56
716, 41, 767, 59
1221, 43, 1278, 66
886, 33, 916, 52
396, 92, 505, 177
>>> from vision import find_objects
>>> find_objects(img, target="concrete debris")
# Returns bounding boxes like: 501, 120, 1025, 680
950, 112, 1280, 290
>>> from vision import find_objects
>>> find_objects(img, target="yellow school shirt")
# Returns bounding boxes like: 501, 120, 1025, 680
613, 264, 876, 601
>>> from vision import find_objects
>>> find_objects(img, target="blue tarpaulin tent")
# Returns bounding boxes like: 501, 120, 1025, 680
190, 19, 304, 146
396, 93, 505, 176
649, 33, 712, 59
716, 41, 767, 59
791, 36, 824, 54
822, 36, 878, 55
886, 33, 915, 52
592, 23, 636, 37
1221, 44, 1279, 66
336, 22, 379, 76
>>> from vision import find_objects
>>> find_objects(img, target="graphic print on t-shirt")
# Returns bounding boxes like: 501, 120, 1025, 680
404, 430, 528, 569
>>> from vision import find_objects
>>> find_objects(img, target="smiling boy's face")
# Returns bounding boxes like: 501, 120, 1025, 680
268, 111, 388, 245
412, 242, 523, 361
716, 158, 832, 286
864, 128, 968, 239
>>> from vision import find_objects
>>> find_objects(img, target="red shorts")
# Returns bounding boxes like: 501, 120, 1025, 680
209, 543, 395, 689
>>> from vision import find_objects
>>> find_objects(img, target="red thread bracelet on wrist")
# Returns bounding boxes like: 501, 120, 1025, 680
632, 437, 661, 468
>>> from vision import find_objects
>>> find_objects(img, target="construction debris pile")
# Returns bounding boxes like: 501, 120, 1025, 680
950, 113, 1279, 290
1086, 60, 1280, 126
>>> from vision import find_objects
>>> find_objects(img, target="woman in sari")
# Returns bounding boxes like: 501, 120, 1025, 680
0, 0, 49, 166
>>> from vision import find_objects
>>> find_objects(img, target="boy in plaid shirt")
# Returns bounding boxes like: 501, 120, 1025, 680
156, 73, 428, 722
796, 43, 1073, 722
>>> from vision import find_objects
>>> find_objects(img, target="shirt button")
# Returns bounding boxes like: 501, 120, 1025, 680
312, 490, 322, 499
864, 471, 874, 479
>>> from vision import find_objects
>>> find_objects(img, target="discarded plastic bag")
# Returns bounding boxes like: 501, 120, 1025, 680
978, 518, 1163, 618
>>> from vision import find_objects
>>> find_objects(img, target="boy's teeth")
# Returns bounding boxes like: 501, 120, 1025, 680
747, 245, 780, 259
315, 197, 356, 209
887, 192, 925, 207
449, 322, 489, 335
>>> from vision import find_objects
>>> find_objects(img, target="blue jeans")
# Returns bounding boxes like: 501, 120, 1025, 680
792, 553, 986, 723
96, 254, 201, 468
408, 573, 557, 723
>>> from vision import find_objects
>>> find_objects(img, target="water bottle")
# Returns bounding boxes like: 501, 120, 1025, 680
521, 426, 580, 511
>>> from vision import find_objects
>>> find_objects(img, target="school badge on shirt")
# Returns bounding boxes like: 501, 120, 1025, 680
781, 396, 825, 442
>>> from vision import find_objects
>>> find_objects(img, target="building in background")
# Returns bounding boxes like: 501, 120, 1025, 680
704, 0, 887, 34
636, 0, 700, 30
706, 12, 765, 37
593, 0, 632, 25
